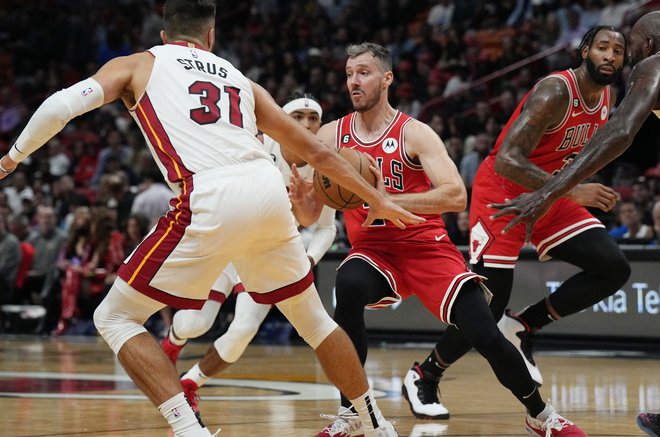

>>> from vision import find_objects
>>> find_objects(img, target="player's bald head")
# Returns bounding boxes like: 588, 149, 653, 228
629, 11, 660, 65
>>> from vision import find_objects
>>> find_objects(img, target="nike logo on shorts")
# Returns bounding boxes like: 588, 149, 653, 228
435, 234, 445, 241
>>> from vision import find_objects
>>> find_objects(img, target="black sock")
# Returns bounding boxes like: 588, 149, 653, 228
517, 300, 555, 331
518, 387, 546, 417
418, 348, 449, 378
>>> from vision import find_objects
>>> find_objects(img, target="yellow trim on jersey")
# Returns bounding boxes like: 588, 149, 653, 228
128, 102, 187, 285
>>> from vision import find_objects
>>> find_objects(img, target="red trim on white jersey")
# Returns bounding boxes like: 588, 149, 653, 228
248, 269, 314, 305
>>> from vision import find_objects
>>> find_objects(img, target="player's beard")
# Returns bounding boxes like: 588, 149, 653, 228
586, 57, 622, 86
351, 90, 380, 112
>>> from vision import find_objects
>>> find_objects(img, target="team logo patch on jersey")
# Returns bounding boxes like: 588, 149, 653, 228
190, 49, 199, 59
382, 138, 398, 154
600, 106, 608, 120
469, 219, 492, 264
342, 134, 351, 144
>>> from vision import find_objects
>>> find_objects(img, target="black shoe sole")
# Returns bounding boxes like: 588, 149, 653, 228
637, 416, 660, 437
401, 384, 450, 420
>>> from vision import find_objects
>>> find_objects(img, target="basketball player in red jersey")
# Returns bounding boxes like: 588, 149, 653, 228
0, 2, 422, 436
305, 42, 586, 437
483, 13, 660, 437
409, 26, 629, 431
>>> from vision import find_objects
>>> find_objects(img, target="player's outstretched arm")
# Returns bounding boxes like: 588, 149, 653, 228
491, 56, 660, 239
0, 54, 146, 178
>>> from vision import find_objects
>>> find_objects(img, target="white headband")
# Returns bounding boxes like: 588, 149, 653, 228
282, 97, 322, 118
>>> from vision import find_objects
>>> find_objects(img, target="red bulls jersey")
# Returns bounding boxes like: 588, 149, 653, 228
488, 69, 610, 191
337, 111, 446, 244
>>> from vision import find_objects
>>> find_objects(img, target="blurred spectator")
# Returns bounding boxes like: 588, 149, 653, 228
96, 172, 135, 227
3, 170, 34, 214
46, 139, 71, 178
395, 82, 422, 118
91, 129, 133, 187
449, 209, 470, 246
427, 0, 455, 31
51, 175, 90, 230
0, 213, 21, 305
53, 207, 124, 336
460, 132, 491, 191
652, 200, 660, 244
24, 206, 67, 310
555, 6, 589, 48
630, 178, 654, 224
130, 168, 173, 227
123, 214, 150, 256
615, 200, 654, 241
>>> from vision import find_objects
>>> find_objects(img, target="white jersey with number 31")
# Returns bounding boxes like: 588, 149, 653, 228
130, 42, 270, 188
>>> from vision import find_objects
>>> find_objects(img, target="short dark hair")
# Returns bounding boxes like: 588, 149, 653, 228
163, 0, 216, 40
576, 25, 627, 64
285, 92, 319, 104
346, 42, 392, 72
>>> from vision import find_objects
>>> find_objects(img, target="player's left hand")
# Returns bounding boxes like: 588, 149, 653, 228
489, 191, 553, 243
363, 196, 425, 229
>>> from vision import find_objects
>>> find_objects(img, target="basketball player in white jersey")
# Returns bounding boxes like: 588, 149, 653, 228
0, 1, 422, 435
161, 95, 337, 389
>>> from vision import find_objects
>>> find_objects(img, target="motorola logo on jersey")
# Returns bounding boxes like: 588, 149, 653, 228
382, 138, 398, 154
342, 134, 351, 144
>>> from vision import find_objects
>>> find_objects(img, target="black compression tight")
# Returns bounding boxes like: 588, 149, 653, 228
451, 281, 545, 415
428, 262, 513, 365
545, 227, 630, 317
333, 258, 393, 408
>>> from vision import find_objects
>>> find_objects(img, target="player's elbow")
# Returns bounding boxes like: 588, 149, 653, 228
493, 153, 517, 178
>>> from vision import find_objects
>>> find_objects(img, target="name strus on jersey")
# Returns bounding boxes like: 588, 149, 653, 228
177, 58, 228, 78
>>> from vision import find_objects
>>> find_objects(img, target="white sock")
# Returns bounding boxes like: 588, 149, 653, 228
158, 392, 205, 434
170, 327, 188, 346
350, 389, 386, 431
535, 403, 554, 421
182, 363, 211, 387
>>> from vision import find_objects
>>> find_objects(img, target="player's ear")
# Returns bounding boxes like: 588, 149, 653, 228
160, 30, 168, 45
580, 45, 589, 61
207, 27, 215, 51
383, 70, 394, 88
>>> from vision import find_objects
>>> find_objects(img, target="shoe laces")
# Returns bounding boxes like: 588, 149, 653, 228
319, 412, 361, 436
542, 412, 572, 437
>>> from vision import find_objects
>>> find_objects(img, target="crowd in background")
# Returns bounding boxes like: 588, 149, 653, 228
0, 0, 658, 336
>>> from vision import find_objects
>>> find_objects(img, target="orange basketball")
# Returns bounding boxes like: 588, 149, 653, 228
313, 148, 377, 210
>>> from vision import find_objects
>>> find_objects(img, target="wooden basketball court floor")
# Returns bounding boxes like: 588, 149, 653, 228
0, 335, 658, 436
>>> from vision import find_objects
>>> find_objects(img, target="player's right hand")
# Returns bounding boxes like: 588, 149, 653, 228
568, 183, 619, 211
0, 155, 17, 180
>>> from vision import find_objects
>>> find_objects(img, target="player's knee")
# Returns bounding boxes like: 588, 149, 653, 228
94, 297, 146, 355
276, 287, 338, 350
213, 322, 260, 363
588, 247, 631, 294
604, 252, 631, 290
335, 271, 369, 308
469, 326, 504, 358
173, 310, 215, 340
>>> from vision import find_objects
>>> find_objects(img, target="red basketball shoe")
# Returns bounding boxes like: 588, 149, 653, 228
525, 406, 588, 436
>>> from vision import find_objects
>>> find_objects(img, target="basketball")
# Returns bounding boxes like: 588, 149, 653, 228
313, 148, 377, 210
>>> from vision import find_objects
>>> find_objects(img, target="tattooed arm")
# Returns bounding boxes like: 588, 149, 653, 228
493, 77, 569, 190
